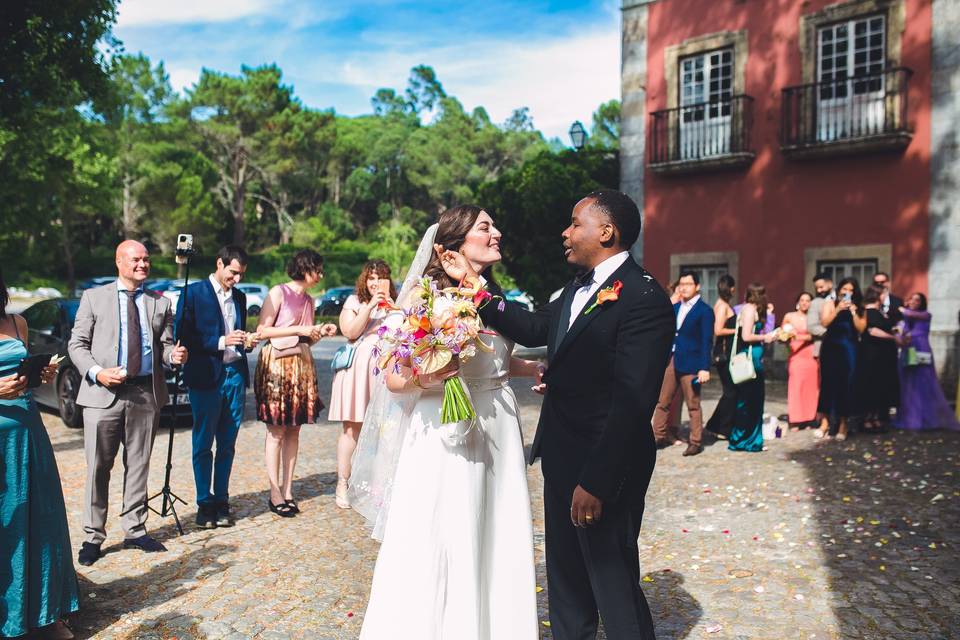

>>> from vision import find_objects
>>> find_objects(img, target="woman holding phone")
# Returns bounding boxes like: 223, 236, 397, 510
0, 268, 79, 639
816, 277, 867, 440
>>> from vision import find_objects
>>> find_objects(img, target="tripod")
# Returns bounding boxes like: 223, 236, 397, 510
143, 249, 193, 535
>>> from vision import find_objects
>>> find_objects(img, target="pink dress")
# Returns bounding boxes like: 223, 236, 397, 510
327, 295, 387, 423
786, 313, 819, 424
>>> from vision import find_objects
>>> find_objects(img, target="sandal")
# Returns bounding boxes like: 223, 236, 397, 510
285, 499, 300, 514
268, 500, 295, 518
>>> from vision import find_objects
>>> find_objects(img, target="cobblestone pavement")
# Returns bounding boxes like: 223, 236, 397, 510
39, 340, 959, 639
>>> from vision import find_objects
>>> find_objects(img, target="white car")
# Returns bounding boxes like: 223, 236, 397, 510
235, 283, 269, 316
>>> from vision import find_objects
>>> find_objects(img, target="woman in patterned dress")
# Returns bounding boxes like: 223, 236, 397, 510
255, 250, 337, 516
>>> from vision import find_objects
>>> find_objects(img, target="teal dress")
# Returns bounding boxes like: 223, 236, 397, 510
728, 320, 765, 452
0, 335, 80, 637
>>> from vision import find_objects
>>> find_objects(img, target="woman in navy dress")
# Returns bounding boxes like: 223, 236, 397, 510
816, 277, 867, 441
0, 269, 79, 639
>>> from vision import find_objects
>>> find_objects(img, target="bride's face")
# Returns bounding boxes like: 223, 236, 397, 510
460, 211, 502, 270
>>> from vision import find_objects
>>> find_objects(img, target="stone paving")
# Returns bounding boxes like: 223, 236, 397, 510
38, 340, 960, 639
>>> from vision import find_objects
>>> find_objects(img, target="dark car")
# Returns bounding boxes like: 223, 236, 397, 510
72, 276, 116, 298
20, 298, 192, 428
315, 286, 355, 316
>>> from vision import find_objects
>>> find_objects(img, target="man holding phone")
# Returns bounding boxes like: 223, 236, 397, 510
175, 245, 258, 529
68, 240, 188, 566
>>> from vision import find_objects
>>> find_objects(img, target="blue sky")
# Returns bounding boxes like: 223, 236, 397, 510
112, 0, 621, 141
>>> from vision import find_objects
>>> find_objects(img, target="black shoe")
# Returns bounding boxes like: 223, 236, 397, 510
682, 444, 704, 457
285, 499, 300, 514
77, 542, 101, 566
122, 534, 167, 553
216, 503, 235, 527
268, 500, 296, 518
196, 504, 217, 529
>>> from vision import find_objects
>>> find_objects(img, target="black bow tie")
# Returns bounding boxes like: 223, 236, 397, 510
573, 270, 595, 289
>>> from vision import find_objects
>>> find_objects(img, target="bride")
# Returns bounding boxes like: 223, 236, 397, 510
349, 205, 542, 639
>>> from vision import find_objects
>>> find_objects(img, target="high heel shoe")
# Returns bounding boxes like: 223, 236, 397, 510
285, 499, 300, 514
268, 499, 295, 518
335, 477, 350, 509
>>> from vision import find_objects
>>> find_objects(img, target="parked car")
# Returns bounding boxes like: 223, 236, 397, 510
315, 286, 355, 316
235, 283, 269, 316
160, 278, 203, 311
20, 298, 192, 428
504, 289, 536, 312
73, 276, 116, 298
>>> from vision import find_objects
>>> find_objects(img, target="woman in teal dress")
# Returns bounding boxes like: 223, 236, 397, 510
728, 283, 779, 452
0, 270, 79, 639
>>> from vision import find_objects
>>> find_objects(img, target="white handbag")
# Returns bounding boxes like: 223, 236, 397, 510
728, 312, 757, 384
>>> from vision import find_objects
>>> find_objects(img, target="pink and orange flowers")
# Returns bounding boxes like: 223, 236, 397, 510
583, 280, 623, 315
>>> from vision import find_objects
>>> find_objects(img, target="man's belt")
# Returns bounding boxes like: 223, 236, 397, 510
123, 374, 153, 386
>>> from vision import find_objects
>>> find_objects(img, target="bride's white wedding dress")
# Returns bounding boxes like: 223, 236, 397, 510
359, 334, 538, 639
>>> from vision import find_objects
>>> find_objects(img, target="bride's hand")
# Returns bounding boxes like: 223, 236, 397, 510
417, 359, 460, 389
434, 245, 477, 283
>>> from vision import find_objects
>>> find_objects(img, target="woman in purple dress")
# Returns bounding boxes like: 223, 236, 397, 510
895, 293, 960, 431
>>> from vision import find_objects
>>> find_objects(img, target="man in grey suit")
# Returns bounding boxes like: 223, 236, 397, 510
68, 240, 188, 566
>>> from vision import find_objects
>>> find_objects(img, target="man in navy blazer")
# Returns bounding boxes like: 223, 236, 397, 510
174, 245, 259, 528
651, 270, 715, 456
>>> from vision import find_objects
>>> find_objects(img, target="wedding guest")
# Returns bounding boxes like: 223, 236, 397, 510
895, 293, 960, 431
175, 245, 259, 529
782, 292, 818, 429
651, 270, 714, 456
816, 277, 866, 441
0, 268, 79, 640
706, 274, 736, 439
328, 259, 396, 509
807, 273, 835, 432
855, 285, 899, 432
872, 271, 903, 324
255, 250, 337, 517
728, 283, 779, 452
68, 240, 188, 566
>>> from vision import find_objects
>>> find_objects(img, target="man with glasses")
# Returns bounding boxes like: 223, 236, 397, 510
872, 272, 903, 324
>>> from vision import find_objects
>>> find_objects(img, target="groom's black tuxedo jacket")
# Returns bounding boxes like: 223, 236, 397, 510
482, 257, 674, 506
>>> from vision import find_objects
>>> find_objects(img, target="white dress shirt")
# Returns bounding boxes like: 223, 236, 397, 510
676, 294, 701, 331
568, 251, 630, 328
209, 274, 242, 364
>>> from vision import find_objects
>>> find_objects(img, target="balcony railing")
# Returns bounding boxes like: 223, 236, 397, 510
781, 67, 913, 158
649, 95, 755, 174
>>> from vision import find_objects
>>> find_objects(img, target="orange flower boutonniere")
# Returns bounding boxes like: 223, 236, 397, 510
584, 280, 623, 315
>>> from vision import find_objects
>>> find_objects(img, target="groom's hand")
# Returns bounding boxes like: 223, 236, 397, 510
570, 485, 603, 527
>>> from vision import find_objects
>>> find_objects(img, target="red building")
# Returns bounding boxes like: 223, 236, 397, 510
620, 0, 959, 386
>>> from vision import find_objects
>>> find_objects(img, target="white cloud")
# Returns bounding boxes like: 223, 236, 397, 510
329, 22, 621, 141
116, 0, 278, 27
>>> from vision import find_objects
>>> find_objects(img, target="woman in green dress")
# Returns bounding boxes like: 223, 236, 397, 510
728, 283, 779, 452
0, 269, 79, 639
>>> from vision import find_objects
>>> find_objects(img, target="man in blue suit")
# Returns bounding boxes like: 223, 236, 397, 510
651, 270, 715, 456
175, 245, 258, 528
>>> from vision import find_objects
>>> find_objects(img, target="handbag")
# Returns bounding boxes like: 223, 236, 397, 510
728, 312, 757, 384
269, 287, 316, 358
905, 346, 932, 367
330, 343, 357, 372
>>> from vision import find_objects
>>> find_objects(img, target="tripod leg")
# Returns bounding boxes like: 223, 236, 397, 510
168, 496, 184, 536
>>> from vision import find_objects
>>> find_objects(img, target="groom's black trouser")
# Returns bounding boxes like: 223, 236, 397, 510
544, 481, 656, 640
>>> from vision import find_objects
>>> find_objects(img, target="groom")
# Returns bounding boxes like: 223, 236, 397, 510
470, 190, 673, 638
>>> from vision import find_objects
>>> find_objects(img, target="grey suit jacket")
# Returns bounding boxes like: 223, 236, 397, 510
68, 282, 175, 409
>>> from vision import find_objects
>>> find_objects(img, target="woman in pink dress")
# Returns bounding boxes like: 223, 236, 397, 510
328, 259, 396, 509
255, 250, 337, 517
782, 292, 819, 429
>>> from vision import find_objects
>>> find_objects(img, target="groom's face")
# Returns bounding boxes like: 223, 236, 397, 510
562, 199, 613, 269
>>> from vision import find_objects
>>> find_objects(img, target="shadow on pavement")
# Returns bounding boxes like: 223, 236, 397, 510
790, 429, 960, 639
72, 543, 236, 639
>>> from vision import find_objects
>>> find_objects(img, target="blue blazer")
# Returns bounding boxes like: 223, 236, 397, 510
672, 298, 715, 375
174, 279, 249, 390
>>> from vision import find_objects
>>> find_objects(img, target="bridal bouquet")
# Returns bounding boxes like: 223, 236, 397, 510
373, 275, 500, 425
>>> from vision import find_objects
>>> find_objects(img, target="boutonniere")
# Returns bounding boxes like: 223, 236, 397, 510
584, 280, 623, 315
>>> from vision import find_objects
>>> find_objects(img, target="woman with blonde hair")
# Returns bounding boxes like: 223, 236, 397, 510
328, 259, 397, 508
255, 250, 337, 516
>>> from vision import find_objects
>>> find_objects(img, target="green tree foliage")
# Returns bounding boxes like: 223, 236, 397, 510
588, 99, 620, 151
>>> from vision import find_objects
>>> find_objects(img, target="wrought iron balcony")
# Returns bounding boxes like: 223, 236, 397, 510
781, 67, 913, 158
648, 95, 755, 175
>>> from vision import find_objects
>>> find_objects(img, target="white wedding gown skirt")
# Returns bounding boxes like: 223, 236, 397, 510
360, 337, 538, 639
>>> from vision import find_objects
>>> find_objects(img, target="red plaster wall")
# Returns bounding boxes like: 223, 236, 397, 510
642, 0, 932, 310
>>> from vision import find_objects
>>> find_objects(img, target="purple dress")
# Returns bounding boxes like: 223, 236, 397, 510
895, 308, 959, 431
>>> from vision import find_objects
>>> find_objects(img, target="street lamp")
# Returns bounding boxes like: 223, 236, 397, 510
569, 120, 587, 150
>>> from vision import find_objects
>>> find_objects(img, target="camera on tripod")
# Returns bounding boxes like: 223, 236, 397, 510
175, 233, 195, 265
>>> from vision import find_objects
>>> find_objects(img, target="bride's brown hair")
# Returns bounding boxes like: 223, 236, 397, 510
423, 204, 499, 290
